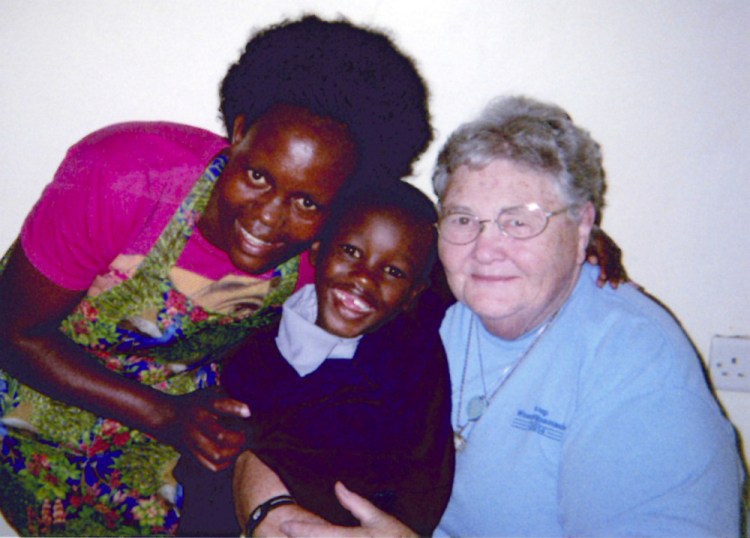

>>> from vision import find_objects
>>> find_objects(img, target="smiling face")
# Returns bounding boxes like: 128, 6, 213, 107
312, 206, 432, 338
199, 103, 357, 274
438, 159, 594, 339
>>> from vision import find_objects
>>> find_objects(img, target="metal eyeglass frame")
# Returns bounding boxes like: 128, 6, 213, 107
437, 202, 576, 245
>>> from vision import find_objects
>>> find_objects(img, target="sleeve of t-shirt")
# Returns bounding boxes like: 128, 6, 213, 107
21, 133, 146, 290
20, 123, 224, 291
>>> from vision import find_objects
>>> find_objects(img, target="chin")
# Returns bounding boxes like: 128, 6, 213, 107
229, 249, 278, 275
323, 322, 363, 339
464, 296, 517, 319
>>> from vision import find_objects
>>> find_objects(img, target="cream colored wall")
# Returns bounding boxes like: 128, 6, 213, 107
1, 2, 749, 533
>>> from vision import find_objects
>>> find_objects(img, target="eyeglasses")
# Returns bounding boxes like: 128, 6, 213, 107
437, 202, 575, 245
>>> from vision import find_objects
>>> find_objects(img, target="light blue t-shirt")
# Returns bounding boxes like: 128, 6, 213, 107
436, 264, 742, 537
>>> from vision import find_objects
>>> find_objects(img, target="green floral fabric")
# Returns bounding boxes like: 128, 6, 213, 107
0, 155, 300, 536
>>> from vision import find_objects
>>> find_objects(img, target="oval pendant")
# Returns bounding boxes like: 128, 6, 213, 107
454, 431, 468, 452
466, 395, 487, 421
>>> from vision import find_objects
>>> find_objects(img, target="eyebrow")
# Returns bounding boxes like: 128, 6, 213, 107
441, 204, 474, 214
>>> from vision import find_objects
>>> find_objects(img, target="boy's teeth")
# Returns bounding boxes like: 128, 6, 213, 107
334, 289, 372, 312
351, 296, 368, 310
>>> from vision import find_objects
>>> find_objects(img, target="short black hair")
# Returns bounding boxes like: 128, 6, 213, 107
220, 15, 432, 186
318, 182, 438, 281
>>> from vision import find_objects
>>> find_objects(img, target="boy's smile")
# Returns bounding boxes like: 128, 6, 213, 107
331, 288, 375, 316
312, 206, 433, 338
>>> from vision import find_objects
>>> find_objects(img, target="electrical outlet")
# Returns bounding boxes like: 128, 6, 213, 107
709, 335, 750, 392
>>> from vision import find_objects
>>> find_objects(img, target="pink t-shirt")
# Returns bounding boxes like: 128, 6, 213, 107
21, 121, 313, 292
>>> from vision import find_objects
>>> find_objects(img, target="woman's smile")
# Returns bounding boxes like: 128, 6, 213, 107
471, 272, 519, 283
199, 104, 357, 275
234, 220, 281, 255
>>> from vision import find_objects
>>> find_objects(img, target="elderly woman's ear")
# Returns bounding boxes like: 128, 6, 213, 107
576, 202, 597, 262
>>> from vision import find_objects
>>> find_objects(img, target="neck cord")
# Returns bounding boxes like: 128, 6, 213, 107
454, 310, 560, 452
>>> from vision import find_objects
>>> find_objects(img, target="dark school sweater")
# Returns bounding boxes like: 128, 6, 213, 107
176, 293, 454, 537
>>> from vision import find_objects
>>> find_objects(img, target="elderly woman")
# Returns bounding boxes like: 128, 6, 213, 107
0, 15, 431, 537
283, 96, 743, 537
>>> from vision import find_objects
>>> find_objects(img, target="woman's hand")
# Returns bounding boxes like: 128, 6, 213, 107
255, 503, 327, 538
160, 389, 250, 471
586, 226, 628, 288
281, 482, 417, 538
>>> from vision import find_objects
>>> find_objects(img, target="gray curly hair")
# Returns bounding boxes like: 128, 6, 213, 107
432, 96, 607, 224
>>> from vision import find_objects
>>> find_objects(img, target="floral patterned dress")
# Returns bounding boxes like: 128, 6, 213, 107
0, 155, 300, 536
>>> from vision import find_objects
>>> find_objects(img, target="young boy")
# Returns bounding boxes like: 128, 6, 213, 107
176, 182, 454, 537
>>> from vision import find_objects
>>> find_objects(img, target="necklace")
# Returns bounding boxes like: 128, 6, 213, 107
453, 311, 559, 452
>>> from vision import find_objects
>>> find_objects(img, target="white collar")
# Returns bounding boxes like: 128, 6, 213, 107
275, 284, 362, 377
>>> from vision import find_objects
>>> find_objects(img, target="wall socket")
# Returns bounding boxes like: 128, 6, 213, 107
709, 335, 750, 392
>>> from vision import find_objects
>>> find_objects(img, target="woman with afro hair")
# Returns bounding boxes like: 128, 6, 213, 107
0, 15, 431, 537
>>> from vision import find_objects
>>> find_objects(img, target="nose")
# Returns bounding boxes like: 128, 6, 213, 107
257, 195, 286, 229
350, 261, 378, 290
472, 220, 509, 263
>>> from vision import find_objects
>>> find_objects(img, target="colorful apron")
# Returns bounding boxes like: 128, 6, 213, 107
0, 155, 299, 536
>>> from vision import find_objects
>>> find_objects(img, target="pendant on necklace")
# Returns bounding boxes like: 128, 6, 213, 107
454, 396, 486, 453
466, 395, 487, 421
453, 431, 468, 452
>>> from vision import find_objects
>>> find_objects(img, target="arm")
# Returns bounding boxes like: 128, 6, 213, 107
559, 323, 741, 536
233, 450, 327, 537
282, 483, 417, 538
0, 246, 249, 470
586, 226, 628, 288
233, 451, 415, 538
561, 390, 741, 535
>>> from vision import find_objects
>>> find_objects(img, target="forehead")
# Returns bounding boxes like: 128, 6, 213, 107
251, 105, 352, 150
248, 105, 356, 199
331, 206, 432, 259
442, 159, 562, 210
337, 206, 421, 240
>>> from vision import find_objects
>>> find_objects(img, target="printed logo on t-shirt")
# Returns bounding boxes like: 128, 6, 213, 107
512, 406, 566, 441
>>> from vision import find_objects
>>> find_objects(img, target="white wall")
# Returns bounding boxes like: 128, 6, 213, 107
1, 0, 748, 528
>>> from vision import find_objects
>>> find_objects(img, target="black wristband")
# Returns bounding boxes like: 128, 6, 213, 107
243, 494, 296, 537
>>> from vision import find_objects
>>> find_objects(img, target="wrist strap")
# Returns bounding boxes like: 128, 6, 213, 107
243, 494, 296, 537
